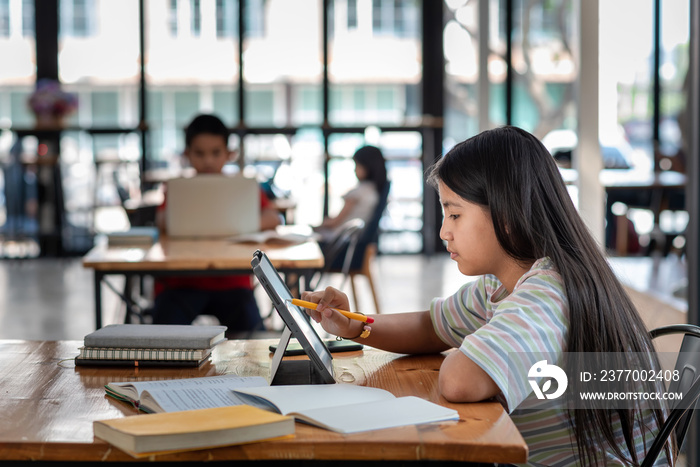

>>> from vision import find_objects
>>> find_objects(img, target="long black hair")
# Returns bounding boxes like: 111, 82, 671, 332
353, 145, 387, 192
428, 126, 669, 465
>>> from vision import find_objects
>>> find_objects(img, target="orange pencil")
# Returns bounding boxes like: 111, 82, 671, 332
289, 299, 374, 324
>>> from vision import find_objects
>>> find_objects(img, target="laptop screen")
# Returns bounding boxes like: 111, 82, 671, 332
165, 175, 261, 237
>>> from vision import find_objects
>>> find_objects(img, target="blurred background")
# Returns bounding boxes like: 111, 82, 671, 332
0, 0, 690, 258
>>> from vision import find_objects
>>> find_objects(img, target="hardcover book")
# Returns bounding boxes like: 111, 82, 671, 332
107, 226, 159, 247
84, 324, 227, 349
93, 405, 294, 457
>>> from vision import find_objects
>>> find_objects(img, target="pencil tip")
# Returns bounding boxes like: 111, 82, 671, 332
366, 317, 375, 324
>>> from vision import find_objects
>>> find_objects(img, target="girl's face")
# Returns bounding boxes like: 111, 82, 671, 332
354, 162, 367, 181
438, 182, 507, 277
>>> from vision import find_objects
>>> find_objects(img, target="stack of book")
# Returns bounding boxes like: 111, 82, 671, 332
75, 324, 227, 367
106, 226, 159, 247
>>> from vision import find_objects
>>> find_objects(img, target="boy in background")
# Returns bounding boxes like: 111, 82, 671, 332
152, 113, 281, 335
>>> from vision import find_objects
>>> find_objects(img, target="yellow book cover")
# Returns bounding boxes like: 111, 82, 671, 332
93, 405, 294, 457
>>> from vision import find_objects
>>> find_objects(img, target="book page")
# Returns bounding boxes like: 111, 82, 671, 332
107, 375, 268, 412
293, 396, 460, 433
233, 384, 396, 415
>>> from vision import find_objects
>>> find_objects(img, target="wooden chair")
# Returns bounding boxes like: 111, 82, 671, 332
311, 218, 366, 291
346, 242, 381, 314
322, 182, 390, 314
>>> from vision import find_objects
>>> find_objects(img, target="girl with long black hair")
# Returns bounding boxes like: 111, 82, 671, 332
302, 126, 671, 465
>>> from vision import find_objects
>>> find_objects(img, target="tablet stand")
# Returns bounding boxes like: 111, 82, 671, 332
270, 326, 332, 385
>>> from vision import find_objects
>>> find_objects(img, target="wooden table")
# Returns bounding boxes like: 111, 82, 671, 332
601, 170, 686, 254
82, 236, 325, 329
559, 168, 687, 254
0, 339, 528, 465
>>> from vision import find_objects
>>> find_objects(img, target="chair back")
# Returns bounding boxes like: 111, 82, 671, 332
347, 181, 390, 270
313, 218, 365, 290
642, 324, 700, 466
324, 218, 366, 275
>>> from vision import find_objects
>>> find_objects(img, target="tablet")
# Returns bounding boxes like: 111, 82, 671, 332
251, 250, 335, 385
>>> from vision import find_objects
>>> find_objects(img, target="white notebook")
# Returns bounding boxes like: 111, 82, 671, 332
232, 384, 460, 434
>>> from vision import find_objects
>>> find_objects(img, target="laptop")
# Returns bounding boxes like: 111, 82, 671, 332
165, 174, 260, 238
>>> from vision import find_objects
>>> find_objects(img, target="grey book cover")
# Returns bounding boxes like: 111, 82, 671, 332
84, 324, 227, 349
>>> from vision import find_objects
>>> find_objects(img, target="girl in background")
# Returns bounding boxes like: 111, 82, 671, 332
314, 145, 387, 242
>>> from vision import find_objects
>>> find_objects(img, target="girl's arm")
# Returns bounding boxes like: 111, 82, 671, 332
319, 198, 359, 229
301, 286, 501, 403
439, 351, 501, 403
301, 287, 449, 354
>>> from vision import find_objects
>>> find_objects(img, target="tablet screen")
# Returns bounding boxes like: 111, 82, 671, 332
251, 250, 334, 382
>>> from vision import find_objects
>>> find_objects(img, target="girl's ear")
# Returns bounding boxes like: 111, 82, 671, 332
228, 149, 239, 162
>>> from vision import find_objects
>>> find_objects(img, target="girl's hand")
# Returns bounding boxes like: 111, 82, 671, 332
300, 286, 364, 339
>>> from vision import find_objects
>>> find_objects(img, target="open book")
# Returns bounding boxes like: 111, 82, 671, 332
232, 384, 460, 434
229, 229, 317, 245
105, 375, 268, 413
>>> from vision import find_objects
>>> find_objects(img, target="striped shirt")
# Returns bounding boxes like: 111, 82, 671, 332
430, 257, 669, 466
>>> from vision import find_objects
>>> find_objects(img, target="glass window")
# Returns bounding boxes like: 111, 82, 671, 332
329, 0, 421, 127
191, 0, 201, 36
377, 86, 394, 110
328, 0, 421, 252
242, 0, 322, 127
243, 130, 325, 227
353, 87, 365, 111
511, 0, 577, 139
60, 0, 96, 38
602, 0, 654, 172
147, 91, 167, 165
372, 0, 383, 34
174, 91, 200, 128
443, 0, 480, 145
168, 0, 178, 36
21, 0, 33, 36
212, 89, 239, 125
295, 86, 322, 125
90, 91, 119, 126
0, 0, 9, 37
59, 0, 139, 127
370, 0, 418, 38
216, 0, 237, 37
245, 88, 274, 126
659, 0, 689, 161
9, 91, 34, 126
0, 0, 34, 127
146, 0, 240, 163
0, 0, 32, 38
245, 0, 266, 38
347, 0, 358, 29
